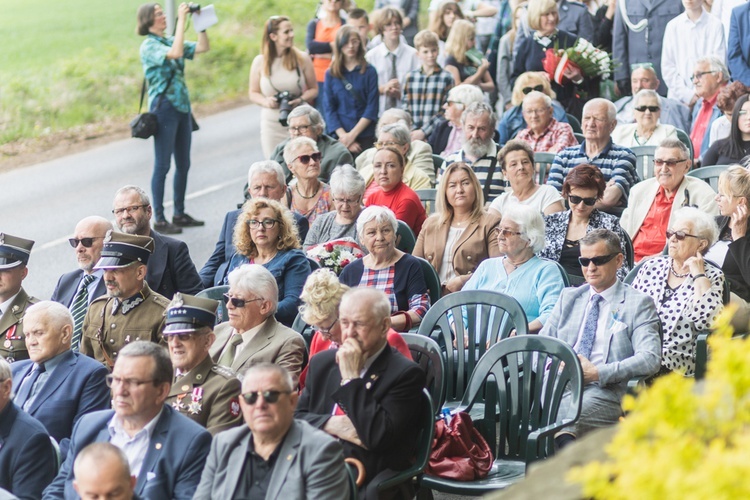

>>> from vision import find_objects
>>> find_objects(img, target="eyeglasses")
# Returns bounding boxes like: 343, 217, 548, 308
654, 159, 688, 168
289, 124, 311, 134
333, 197, 360, 205
375, 141, 403, 149
241, 390, 292, 405
691, 70, 717, 81
314, 317, 339, 336
105, 375, 156, 388
578, 253, 619, 267
223, 293, 264, 308
247, 218, 279, 229
634, 106, 660, 113
112, 205, 147, 216
446, 100, 464, 108
666, 230, 701, 241
68, 237, 104, 248
498, 228, 522, 238
293, 152, 322, 164
163, 333, 197, 342
568, 195, 597, 206
523, 107, 549, 115
522, 85, 544, 95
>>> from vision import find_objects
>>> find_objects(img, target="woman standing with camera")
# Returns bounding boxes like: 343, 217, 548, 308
250, 16, 318, 158
137, 2, 209, 233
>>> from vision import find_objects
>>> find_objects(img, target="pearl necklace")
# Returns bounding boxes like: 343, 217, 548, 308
670, 261, 689, 278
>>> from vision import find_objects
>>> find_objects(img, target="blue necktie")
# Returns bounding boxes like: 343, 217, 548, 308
577, 294, 603, 359
15, 363, 46, 410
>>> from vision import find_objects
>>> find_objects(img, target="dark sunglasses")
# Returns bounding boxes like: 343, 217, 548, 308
241, 390, 291, 405
522, 85, 544, 94
666, 230, 701, 241
68, 237, 103, 248
568, 195, 597, 206
634, 105, 660, 112
294, 152, 322, 164
578, 253, 619, 267
222, 293, 263, 308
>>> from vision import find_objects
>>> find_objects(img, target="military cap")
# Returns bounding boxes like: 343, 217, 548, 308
163, 293, 219, 335
0, 233, 35, 270
94, 230, 154, 269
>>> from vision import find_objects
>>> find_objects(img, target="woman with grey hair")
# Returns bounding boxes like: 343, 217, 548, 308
283, 136, 332, 224
339, 206, 430, 331
463, 204, 565, 333
303, 165, 366, 250
632, 207, 724, 376
612, 89, 678, 148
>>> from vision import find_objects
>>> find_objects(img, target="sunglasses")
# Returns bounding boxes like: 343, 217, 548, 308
222, 293, 263, 308
568, 195, 597, 206
163, 332, 197, 342
241, 390, 291, 405
498, 228, 522, 238
578, 253, 619, 267
654, 159, 687, 168
68, 237, 103, 248
634, 106, 660, 113
294, 152, 322, 164
666, 230, 701, 241
522, 85, 544, 94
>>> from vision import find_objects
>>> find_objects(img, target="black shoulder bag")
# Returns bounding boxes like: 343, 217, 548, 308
130, 77, 160, 139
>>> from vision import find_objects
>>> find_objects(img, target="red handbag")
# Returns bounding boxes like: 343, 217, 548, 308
426, 411, 494, 480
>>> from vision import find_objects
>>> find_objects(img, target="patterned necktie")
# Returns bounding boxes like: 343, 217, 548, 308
16, 363, 46, 410
577, 294, 603, 360
386, 52, 398, 110
218, 333, 243, 368
70, 274, 96, 351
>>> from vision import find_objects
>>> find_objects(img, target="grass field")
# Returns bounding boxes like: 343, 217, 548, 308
0, 0, 376, 145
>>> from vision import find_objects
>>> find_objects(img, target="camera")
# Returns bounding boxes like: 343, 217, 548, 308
188, 3, 201, 13
275, 91, 294, 126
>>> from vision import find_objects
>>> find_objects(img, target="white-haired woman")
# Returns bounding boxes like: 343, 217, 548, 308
339, 206, 430, 331
304, 165, 366, 250
283, 136, 332, 224
632, 207, 725, 376
611, 89, 677, 148
463, 204, 565, 333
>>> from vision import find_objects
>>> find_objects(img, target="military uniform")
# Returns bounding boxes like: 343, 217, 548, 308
166, 355, 242, 435
80, 282, 169, 368
0, 289, 38, 363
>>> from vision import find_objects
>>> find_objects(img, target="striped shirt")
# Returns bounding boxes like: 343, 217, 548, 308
402, 66, 455, 137
441, 143, 507, 202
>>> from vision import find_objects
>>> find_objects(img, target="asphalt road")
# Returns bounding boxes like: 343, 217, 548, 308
0, 105, 264, 300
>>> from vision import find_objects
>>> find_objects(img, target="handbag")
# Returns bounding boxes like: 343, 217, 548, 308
130, 78, 158, 139
426, 411, 494, 480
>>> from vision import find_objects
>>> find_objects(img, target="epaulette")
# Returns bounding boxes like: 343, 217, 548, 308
211, 364, 237, 379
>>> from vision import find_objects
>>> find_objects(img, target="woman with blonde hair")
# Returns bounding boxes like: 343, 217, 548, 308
250, 16, 318, 157
225, 198, 311, 326
444, 19, 495, 93
429, 1, 465, 65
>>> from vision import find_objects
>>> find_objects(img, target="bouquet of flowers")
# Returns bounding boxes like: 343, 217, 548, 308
542, 38, 615, 86
306, 238, 364, 275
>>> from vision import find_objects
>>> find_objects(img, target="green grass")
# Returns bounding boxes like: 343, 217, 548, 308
0, 0, 375, 145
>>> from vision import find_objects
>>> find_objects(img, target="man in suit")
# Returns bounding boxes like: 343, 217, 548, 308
113, 185, 203, 299
210, 264, 306, 384
73, 443, 136, 500
50, 216, 112, 351
194, 363, 348, 499
43, 341, 212, 500
727, 1, 750, 87
0, 357, 57, 499
540, 229, 661, 446
0, 233, 38, 363
11, 301, 110, 461
296, 288, 425, 499
163, 293, 242, 435
199, 161, 309, 288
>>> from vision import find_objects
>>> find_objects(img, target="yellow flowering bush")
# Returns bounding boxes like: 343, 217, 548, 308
569, 305, 750, 499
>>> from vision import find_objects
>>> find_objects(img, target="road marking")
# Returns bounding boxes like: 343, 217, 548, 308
34, 176, 246, 252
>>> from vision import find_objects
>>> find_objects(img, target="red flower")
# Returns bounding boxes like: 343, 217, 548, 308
325, 243, 334, 252
542, 48, 562, 80
340, 259, 351, 268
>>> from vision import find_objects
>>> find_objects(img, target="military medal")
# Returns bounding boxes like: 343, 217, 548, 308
188, 387, 203, 415
3, 340, 10, 349
172, 394, 186, 411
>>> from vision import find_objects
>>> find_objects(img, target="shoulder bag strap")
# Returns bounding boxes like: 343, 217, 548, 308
140, 35, 178, 112
138, 78, 148, 113
340, 76, 365, 107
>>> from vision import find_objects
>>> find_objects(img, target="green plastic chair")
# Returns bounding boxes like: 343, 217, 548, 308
566, 113, 582, 134
675, 128, 694, 160
419, 336, 583, 495
432, 154, 445, 178
196, 285, 229, 324
291, 313, 316, 349
413, 256, 441, 306
630, 145, 658, 180
415, 188, 437, 214
621, 230, 635, 270
396, 220, 417, 254
401, 333, 446, 413
533, 152, 556, 185
416, 290, 529, 410
687, 165, 729, 191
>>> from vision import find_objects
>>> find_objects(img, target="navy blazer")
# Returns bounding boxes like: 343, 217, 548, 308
43, 405, 212, 500
728, 3, 750, 87
11, 351, 110, 461
0, 403, 57, 500
199, 209, 310, 288
147, 230, 203, 299
50, 270, 106, 308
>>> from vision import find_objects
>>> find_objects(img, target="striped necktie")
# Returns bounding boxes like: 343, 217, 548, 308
70, 274, 96, 351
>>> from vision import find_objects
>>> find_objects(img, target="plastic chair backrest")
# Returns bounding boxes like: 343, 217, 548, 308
307, 257, 320, 272
623, 259, 646, 284
416, 290, 529, 406
460, 336, 583, 463
574, 132, 584, 144
687, 165, 729, 191
566, 113, 582, 133
50, 436, 61, 476
413, 256, 441, 305
533, 152, 556, 185
675, 128, 694, 160
630, 145, 657, 180
291, 313, 316, 349
415, 188, 437, 214
396, 220, 417, 254
401, 333, 446, 412
196, 285, 230, 324
541, 258, 570, 287
621, 230, 635, 270
432, 154, 445, 177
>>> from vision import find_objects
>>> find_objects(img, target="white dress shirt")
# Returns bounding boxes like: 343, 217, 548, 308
574, 284, 619, 370
108, 408, 164, 477
365, 41, 420, 116
0, 292, 20, 318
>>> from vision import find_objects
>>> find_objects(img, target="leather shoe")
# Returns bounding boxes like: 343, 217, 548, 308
172, 213, 205, 227
153, 220, 183, 234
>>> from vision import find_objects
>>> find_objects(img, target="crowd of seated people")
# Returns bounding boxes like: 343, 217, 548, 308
10, 0, 750, 497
